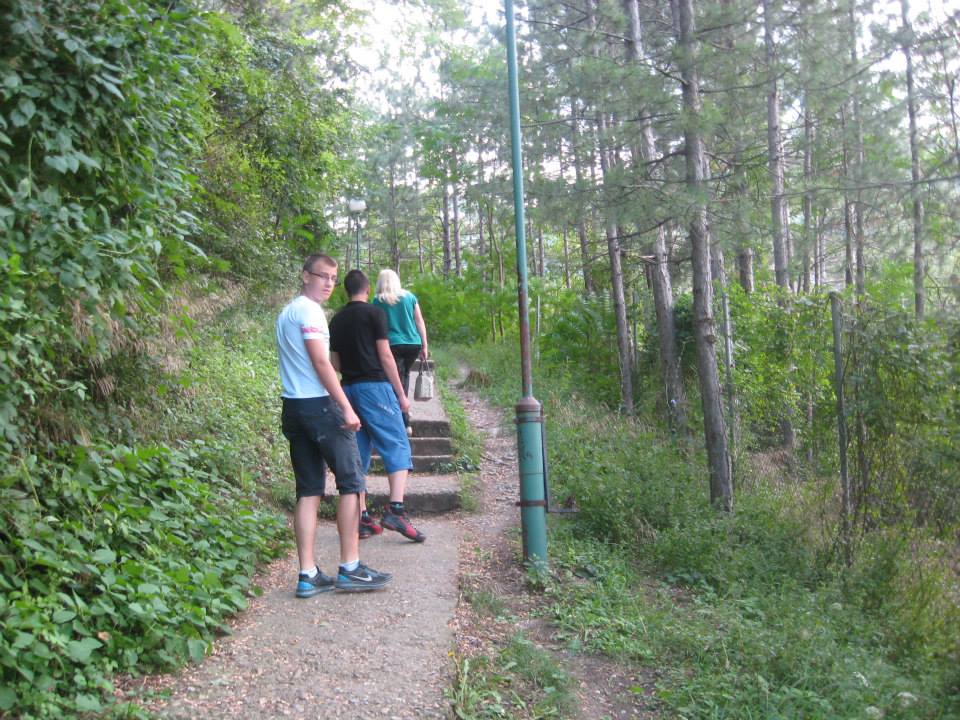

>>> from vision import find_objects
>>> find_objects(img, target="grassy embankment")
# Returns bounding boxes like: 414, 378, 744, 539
1, 288, 294, 719
444, 340, 959, 720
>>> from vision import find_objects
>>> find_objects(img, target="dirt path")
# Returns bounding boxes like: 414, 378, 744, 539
136, 375, 653, 718
140, 512, 459, 718
451, 381, 657, 719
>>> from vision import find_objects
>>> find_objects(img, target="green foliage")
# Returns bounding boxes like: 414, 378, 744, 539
0, 442, 286, 718
410, 271, 515, 345
726, 284, 835, 453
1, 0, 209, 447
168, 300, 289, 489
722, 280, 959, 534
843, 300, 959, 533
0, 286, 298, 717
447, 634, 577, 720
452, 339, 960, 720
536, 290, 622, 408
431, 348, 484, 507
545, 525, 957, 720
194, 4, 356, 279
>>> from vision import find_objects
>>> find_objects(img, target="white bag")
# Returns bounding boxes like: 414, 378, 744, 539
414, 366, 434, 401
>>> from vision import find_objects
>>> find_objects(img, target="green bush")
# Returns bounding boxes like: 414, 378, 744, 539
453, 338, 960, 719
409, 271, 516, 345
0, 442, 286, 718
1, 0, 208, 447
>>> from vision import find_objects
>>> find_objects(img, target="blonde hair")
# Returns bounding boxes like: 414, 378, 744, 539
375, 268, 407, 305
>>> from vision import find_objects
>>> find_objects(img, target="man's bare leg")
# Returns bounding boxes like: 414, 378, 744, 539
294, 494, 322, 571
336, 492, 361, 564
387, 469, 407, 503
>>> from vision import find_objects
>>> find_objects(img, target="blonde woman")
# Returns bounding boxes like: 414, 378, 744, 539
372, 269, 428, 431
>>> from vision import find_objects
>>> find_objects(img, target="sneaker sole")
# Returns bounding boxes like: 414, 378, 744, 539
381, 520, 426, 543
334, 579, 391, 592
295, 585, 335, 598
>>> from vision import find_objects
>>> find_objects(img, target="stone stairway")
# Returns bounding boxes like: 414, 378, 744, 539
365, 361, 460, 514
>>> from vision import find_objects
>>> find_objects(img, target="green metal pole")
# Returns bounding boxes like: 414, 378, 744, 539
355, 216, 362, 270
504, 0, 547, 565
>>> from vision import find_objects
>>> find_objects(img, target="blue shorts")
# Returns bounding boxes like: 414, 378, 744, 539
342, 382, 413, 474
280, 396, 365, 499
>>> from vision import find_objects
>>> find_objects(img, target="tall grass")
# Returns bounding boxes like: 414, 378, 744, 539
451, 339, 960, 719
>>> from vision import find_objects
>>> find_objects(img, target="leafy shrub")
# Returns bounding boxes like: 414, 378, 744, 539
536, 290, 622, 408
410, 271, 515, 345
454, 338, 959, 718
1, 0, 209, 447
844, 303, 960, 533
0, 442, 287, 718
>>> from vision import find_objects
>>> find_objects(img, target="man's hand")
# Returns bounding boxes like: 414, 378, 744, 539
341, 407, 361, 431
398, 394, 411, 414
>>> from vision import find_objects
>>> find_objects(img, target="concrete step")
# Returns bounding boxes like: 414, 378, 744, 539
368, 436, 450, 455
363, 472, 460, 513
411, 436, 452, 454
409, 419, 450, 438
411, 359, 435, 372
370, 454, 455, 474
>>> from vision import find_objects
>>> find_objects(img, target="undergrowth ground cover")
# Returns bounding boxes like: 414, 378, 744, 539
0, 293, 290, 719
449, 340, 959, 720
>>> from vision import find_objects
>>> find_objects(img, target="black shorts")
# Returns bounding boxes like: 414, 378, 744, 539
280, 396, 365, 499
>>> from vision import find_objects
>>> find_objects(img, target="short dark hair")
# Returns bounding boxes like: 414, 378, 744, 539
344, 269, 369, 297
302, 253, 337, 274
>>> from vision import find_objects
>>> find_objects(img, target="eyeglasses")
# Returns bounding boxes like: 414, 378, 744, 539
306, 270, 337, 283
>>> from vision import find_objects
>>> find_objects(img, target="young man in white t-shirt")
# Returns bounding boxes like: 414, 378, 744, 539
276, 253, 392, 595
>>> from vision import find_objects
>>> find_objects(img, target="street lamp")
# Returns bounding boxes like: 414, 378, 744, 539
347, 198, 366, 268
504, 0, 547, 565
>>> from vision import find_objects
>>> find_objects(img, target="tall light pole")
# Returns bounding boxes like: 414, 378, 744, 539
347, 198, 366, 269
504, 0, 547, 565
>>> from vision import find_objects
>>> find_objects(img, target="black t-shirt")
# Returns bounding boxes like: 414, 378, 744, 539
329, 301, 389, 385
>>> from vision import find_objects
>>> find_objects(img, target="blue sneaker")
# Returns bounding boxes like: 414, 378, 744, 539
295, 568, 335, 598
335, 563, 392, 592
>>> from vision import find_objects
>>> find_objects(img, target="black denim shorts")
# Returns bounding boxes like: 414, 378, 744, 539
280, 396, 365, 498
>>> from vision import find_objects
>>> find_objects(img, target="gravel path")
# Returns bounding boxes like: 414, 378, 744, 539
141, 370, 466, 718
147, 516, 461, 719
139, 371, 654, 718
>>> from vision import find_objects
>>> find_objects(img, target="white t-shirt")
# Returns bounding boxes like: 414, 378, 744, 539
276, 295, 330, 399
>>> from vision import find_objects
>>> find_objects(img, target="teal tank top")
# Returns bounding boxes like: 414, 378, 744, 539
372, 292, 421, 346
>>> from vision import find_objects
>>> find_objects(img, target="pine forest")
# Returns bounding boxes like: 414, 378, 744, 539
1, 0, 958, 717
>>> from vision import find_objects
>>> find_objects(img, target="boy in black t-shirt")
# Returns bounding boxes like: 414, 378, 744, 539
329, 270, 426, 542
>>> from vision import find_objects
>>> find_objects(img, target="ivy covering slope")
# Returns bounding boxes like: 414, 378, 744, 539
1, 0, 361, 716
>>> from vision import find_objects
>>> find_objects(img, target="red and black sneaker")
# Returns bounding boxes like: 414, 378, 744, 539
359, 514, 383, 539
380, 510, 426, 543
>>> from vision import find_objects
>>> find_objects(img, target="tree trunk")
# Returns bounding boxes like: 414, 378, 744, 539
624, 0, 688, 431
441, 183, 451, 279
940, 42, 960, 169
417, 222, 424, 273
538, 227, 546, 279
763, 0, 791, 292
802, 101, 815, 294
848, 0, 866, 298
597, 112, 634, 415
901, 0, 925, 319
676, 0, 733, 510
737, 247, 755, 293
841, 108, 855, 288
389, 159, 401, 270
490, 210, 505, 288
569, 94, 595, 294
712, 244, 737, 461
453, 179, 462, 278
